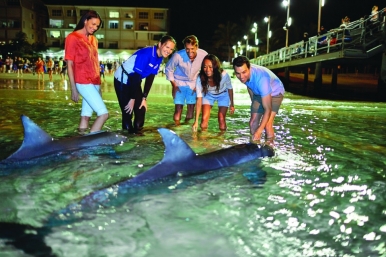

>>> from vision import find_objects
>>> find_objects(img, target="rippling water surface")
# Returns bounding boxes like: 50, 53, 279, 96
0, 76, 385, 257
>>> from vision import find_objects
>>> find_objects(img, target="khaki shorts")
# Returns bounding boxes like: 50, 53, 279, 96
251, 94, 284, 114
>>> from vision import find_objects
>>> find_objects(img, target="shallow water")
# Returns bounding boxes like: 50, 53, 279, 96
0, 76, 385, 257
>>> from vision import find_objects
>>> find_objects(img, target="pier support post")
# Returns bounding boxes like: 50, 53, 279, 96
331, 66, 338, 90
284, 67, 290, 89
314, 62, 322, 88
303, 66, 308, 89
378, 51, 386, 100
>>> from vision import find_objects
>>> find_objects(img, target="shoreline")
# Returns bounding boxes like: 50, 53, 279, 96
0, 70, 382, 101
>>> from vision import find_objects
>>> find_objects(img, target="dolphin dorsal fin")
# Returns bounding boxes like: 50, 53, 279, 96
157, 128, 196, 162
20, 115, 53, 148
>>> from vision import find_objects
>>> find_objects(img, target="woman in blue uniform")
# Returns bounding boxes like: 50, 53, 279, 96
114, 35, 176, 135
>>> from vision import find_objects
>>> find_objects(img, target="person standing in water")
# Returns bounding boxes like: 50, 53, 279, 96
165, 35, 208, 125
65, 10, 108, 134
232, 56, 284, 141
193, 54, 234, 132
114, 35, 176, 135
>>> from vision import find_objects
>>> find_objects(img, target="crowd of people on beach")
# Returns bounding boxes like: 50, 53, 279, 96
0, 55, 68, 82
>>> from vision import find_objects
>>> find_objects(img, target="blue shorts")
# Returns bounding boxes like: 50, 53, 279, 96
202, 91, 230, 107
76, 83, 108, 117
251, 94, 283, 114
174, 86, 197, 105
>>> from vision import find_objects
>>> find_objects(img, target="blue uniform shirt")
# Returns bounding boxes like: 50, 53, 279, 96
114, 45, 162, 83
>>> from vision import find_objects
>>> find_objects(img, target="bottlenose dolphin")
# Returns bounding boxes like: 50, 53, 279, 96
80, 128, 274, 208
3, 115, 127, 162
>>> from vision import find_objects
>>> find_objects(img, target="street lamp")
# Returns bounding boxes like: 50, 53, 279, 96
251, 22, 258, 45
244, 35, 248, 57
232, 45, 237, 58
264, 16, 271, 54
238, 41, 243, 55
318, 0, 325, 35
282, 0, 291, 47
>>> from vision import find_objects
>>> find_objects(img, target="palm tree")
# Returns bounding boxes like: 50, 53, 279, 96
11, 31, 32, 57
212, 21, 239, 62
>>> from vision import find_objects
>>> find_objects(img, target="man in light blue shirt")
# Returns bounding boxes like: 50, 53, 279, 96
233, 56, 285, 142
165, 35, 208, 125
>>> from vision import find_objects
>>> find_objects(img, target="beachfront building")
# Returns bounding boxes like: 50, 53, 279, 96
0, 0, 48, 46
44, 5, 170, 62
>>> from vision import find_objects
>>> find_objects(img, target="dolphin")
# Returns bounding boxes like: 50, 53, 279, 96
78, 128, 274, 208
3, 115, 127, 162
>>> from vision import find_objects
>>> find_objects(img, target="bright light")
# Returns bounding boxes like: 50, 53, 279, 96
244, 35, 247, 40
268, 31, 272, 38
251, 27, 257, 33
282, 0, 289, 7
288, 17, 292, 26
264, 17, 269, 23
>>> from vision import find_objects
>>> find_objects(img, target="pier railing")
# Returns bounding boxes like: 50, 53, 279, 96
252, 8, 385, 67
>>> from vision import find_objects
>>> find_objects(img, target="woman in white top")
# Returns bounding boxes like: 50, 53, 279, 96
193, 54, 234, 132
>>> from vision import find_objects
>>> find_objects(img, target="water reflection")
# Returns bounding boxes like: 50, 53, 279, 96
0, 75, 386, 256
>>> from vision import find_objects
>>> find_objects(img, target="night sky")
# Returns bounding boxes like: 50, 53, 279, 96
42, 0, 385, 51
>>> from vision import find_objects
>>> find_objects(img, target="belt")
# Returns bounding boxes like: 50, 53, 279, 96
211, 90, 227, 95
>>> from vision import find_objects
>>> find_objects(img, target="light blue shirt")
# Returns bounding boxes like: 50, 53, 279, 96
196, 70, 232, 97
245, 64, 285, 97
165, 48, 208, 90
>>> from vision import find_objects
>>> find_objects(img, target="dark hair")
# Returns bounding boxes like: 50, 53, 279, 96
232, 56, 250, 69
199, 54, 223, 95
74, 10, 102, 32
182, 35, 199, 47
158, 35, 176, 49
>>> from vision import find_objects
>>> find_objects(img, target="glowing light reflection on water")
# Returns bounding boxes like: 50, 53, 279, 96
0, 76, 385, 257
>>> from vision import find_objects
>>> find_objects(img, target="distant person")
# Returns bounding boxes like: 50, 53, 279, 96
5, 56, 10, 73
65, 10, 109, 134
370, 5, 379, 22
114, 35, 176, 135
369, 5, 379, 35
192, 54, 234, 132
340, 16, 350, 28
106, 61, 113, 75
60, 58, 67, 81
35, 57, 45, 81
58, 57, 63, 74
16, 57, 24, 77
319, 26, 326, 35
232, 56, 285, 141
165, 35, 208, 125
303, 32, 309, 52
47, 57, 54, 81
100, 61, 105, 82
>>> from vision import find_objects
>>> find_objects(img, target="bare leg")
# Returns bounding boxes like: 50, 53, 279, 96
249, 113, 263, 136
218, 106, 228, 131
200, 104, 212, 130
174, 104, 183, 125
79, 116, 90, 130
185, 104, 195, 121
90, 113, 109, 132
264, 111, 277, 139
